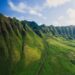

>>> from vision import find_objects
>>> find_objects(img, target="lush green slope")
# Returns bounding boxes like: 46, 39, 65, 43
41, 37, 75, 75
0, 14, 75, 75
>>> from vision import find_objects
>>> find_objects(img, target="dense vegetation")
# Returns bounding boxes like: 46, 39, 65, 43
0, 14, 75, 75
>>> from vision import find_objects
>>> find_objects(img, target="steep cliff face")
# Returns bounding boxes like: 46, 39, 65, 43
40, 25, 75, 39
0, 14, 44, 75
0, 14, 23, 75
0, 14, 75, 75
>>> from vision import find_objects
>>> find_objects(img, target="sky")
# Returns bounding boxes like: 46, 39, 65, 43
0, 0, 75, 26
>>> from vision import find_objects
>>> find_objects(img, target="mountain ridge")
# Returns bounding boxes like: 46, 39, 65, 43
0, 13, 75, 75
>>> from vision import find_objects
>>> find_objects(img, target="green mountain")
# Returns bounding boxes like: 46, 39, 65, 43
0, 14, 75, 75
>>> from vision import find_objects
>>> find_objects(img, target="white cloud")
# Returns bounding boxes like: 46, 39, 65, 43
8, 1, 26, 13
29, 9, 46, 19
8, 0, 46, 19
58, 16, 64, 21
67, 8, 75, 19
54, 8, 75, 26
29, 9, 42, 17
58, 16, 65, 24
44, 0, 71, 8
53, 16, 66, 26
68, 19, 75, 24
67, 8, 75, 24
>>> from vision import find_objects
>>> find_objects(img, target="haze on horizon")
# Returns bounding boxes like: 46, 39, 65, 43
0, 0, 75, 26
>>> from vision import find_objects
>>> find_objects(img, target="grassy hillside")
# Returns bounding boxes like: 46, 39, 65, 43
0, 14, 75, 75
42, 37, 75, 75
